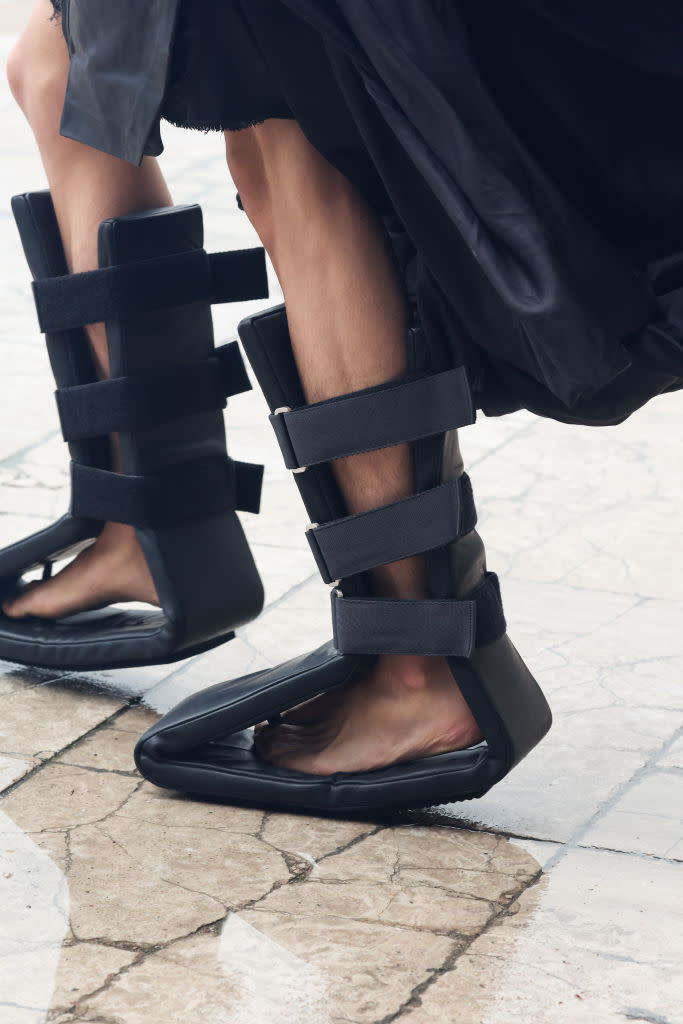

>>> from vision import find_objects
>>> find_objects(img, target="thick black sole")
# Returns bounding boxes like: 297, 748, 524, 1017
0, 627, 236, 674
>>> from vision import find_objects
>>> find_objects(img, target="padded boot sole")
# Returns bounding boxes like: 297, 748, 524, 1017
135, 642, 491, 814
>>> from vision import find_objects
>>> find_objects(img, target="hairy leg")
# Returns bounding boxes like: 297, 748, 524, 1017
226, 121, 481, 774
3, 0, 168, 618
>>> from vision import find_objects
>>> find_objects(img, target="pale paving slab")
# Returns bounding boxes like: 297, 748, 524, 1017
581, 768, 683, 859
405, 848, 683, 1024
659, 735, 683, 769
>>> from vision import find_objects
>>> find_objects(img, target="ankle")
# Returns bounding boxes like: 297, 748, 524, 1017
376, 654, 441, 693
98, 521, 142, 558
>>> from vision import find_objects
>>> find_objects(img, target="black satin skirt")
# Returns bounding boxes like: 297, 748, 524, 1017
51, 0, 683, 267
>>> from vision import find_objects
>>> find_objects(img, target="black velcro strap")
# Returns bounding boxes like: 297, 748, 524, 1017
56, 342, 250, 442
215, 341, 252, 398
233, 460, 264, 515
70, 456, 263, 527
331, 590, 477, 657
270, 367, 475, 470
33, 248, 268, 334
307, 477, 477, 584
209, 249, 269, 305
331, 572, 505, 657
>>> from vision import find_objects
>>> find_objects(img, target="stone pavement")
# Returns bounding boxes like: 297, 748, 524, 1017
0, 13, 681, 1024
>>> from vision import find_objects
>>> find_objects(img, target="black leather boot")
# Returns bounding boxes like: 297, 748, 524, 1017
135, 305, 551, 814
0, 192, 267, 670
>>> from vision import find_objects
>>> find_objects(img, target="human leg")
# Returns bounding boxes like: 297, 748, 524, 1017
225, 121, 481, 774
4, 0, 172, 618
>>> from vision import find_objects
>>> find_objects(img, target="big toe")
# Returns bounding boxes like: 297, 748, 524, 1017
3, 584, 40, 619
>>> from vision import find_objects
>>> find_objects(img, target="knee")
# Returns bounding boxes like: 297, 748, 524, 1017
225, 122, 358, 260
6, 34, 30, 109
224, 129, 275, 243
7, 20, 68, 126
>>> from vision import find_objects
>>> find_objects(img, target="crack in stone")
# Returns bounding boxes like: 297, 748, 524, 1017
375, 865, 546, 1024
54, 762, 139, 779
307, 873, 502, 912
255, 811, 270, 840
543, 723, 683, 873
0, 702, 138, 800
1, 999, 46, 1012
0, 428, 61, 469
157, 874, 228, 913
55, 914, 230, 1019
576, 841, 683, 865
315, 824, 385, 866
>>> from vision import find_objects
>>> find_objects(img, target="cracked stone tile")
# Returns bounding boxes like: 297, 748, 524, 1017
0, 764, 138, 834
581, 770, 683, 859
260, 813, 376, 862
213, 830, 540, 1020
55, 719, 144, 775
65, 822, 230, 946
0, 680, 123, 766
237, 908, 453, 1021
33, 829, 70, 875
117, 780, 264, 836
72, 922, 338, 1024
259, 874, 493, 938
405, 849, 683, 1024
659, 736, 683, 770
50, 706, 157, 775
49, 942, 136, 1017
0, 754, 37, 792
427, 722, 669, 843
59, 779, 288, 945
425, 649, 683, 843
309, 827, 540, 916
567, 597, 683, 665
65, 933, 242, 1024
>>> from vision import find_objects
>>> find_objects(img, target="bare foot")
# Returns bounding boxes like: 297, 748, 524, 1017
253, 655, 482, 775
2, 521, 159, 619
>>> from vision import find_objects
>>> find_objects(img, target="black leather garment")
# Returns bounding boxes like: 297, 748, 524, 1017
57, 0, 683, 426
0, 193, 267, 670
135, 305, 552, 814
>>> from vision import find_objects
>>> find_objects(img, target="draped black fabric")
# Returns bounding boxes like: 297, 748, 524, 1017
57, 0, 683, 425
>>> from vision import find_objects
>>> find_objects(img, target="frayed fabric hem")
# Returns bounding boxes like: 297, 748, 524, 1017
161, 114, 293, 134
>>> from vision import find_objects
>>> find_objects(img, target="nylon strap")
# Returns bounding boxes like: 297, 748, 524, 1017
270, 367, 475, 470
331, 590, 477, 657
307, 476, 477, 584
33, 248, 268, 334
331, 572, 505, 657
70, 456, 263, 528
56, 343, 251, 442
